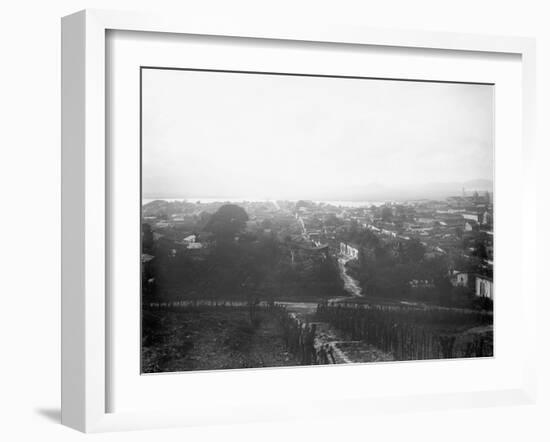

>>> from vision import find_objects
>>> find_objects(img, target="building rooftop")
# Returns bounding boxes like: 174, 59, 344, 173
141, 254, 154, 263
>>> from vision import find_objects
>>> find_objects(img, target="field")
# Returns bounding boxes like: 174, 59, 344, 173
142, 303, 312, 373
141, 300, 492, 372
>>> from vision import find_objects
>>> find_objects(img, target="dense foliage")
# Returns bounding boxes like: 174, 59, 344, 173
144, 204, 344, 301
342, 226, 492, 310
204, 204, 249, 241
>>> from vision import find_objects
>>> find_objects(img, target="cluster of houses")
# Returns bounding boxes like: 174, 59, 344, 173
141, 195, 494, 301
451, 270, 494, 300
175, 234, 204, 250
332, 192, 493, 301
338, 238, 493, 300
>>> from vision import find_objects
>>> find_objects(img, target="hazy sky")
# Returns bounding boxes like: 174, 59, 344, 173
142, 68, 493, 200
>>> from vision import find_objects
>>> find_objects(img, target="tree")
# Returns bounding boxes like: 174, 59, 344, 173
381, 206, 393, 222
142, 223, 154, 254
197, 211, 212, 230
359, 229, 380, 248
205, 204, 249, 241
349, 219, 359, 237
261, 218, 273, 229
472, 240, 488, 260
324, 213, 343, 227
401, 239, 426, 264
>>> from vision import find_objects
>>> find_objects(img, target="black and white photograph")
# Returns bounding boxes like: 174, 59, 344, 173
140, 67, 494, 373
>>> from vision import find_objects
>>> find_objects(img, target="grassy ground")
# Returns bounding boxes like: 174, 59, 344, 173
141, 306, 300, 373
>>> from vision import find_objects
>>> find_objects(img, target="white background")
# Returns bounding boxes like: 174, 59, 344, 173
0, 1, 548, 441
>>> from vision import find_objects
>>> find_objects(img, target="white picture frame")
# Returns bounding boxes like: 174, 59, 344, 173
61, 9, 537, 433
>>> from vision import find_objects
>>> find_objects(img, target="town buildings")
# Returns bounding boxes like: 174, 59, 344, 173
142, 190, 493, 302
340, 242, 359, 260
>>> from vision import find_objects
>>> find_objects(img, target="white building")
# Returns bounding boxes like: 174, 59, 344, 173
452, 271, 470, 287
340, 242, 359, 260
183, 234, 196, 244
462, 212, 479, 222
475, 276, 493, 300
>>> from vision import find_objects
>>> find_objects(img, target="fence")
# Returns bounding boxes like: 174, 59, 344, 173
144, 300, 332, 365
315, 302, 492, 360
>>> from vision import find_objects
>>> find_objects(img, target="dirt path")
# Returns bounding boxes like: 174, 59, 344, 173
336, 256, 363, 298
274, 251, 394, 364
277, 301, 392, 364
277, 301, 352, 363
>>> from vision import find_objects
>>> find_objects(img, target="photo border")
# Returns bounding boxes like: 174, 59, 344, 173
138, 65, 496, 374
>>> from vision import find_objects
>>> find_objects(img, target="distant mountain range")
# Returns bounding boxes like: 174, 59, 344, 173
143, 179, 494, 203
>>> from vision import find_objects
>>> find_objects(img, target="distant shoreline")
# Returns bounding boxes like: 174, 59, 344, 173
142, 197, 387, 208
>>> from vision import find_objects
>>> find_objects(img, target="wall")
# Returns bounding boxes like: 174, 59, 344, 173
0, 1, 548, 441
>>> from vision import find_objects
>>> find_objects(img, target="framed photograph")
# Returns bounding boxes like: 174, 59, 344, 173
61, 9, 537, 432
